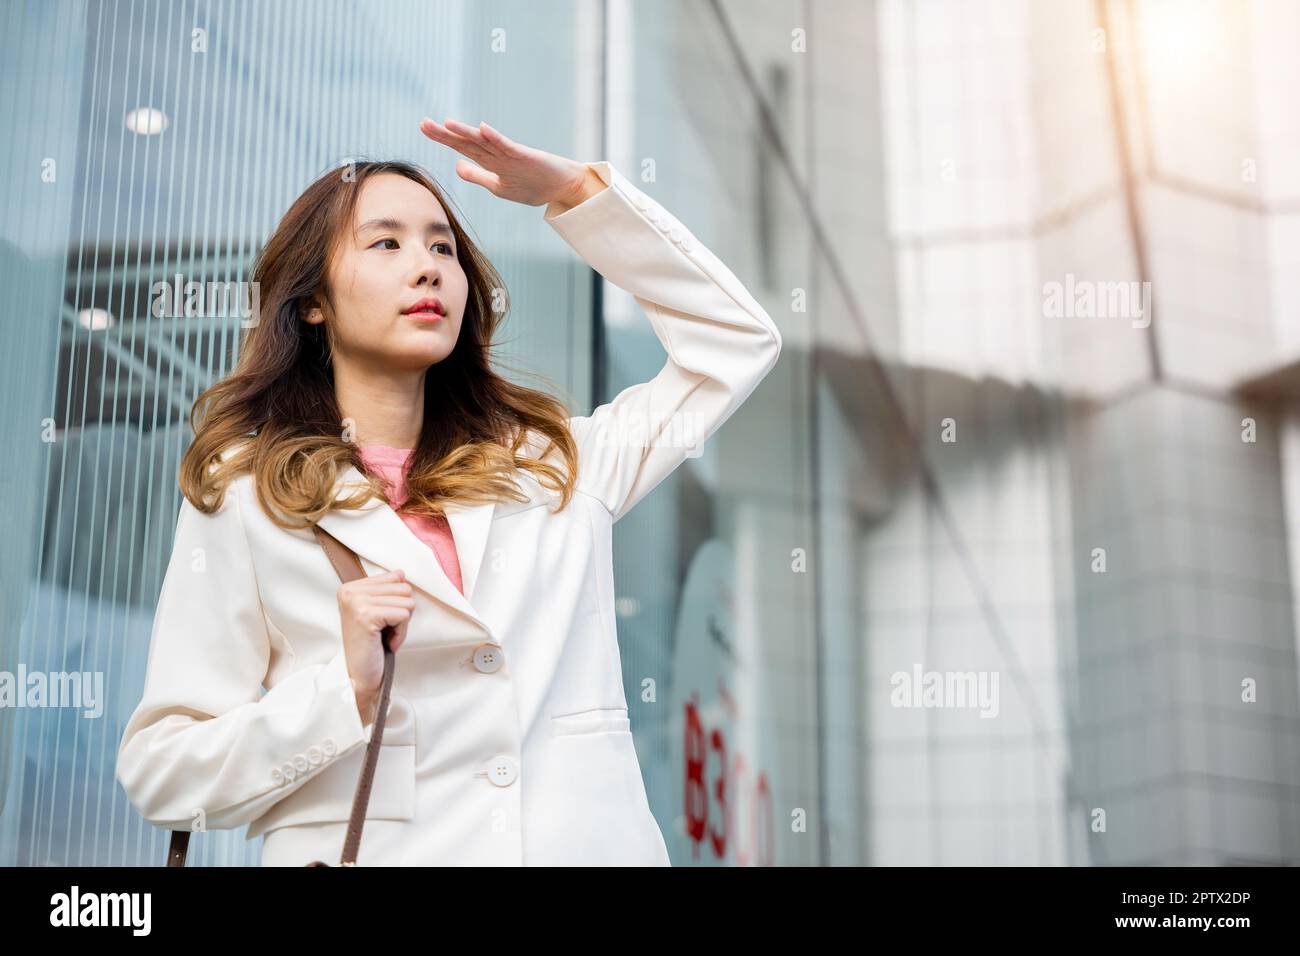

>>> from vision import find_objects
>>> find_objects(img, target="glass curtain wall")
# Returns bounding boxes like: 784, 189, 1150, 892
0, 0, 594, 867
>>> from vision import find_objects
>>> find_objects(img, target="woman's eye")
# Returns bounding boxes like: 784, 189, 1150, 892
371, 239, 453, 254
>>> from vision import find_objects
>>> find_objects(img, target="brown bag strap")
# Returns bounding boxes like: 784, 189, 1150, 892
167, 830, 188, 866
312, 523, 397, 865
167, 523, 396, 867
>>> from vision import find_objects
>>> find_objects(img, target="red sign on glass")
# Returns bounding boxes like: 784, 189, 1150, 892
683, 693, 774, 866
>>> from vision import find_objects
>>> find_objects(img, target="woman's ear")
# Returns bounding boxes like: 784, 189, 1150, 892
302, 300, 324, 325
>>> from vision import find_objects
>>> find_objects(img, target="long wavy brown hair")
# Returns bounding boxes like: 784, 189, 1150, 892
179, 158, 580, 529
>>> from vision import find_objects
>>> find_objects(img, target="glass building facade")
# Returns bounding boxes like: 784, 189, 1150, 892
0, 0, 1296, 866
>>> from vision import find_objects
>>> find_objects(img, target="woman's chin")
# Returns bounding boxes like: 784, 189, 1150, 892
413, 347, 456, 369
387, 337, 456, 367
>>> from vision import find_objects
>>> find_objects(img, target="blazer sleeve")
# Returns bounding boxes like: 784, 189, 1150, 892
543, 160, 782, 522
115, 478, 374, 833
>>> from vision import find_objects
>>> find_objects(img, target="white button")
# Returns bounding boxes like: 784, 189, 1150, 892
307, 745, 323, 766
681, 237, 695, 253
293, 754, 310, 773
669, 226, 683, 242
486, 756, 519, 787
271, 767, 285, 785
281, 762, 297, 782
632, 194, 649, 211
473, 644, 503, 674
322, 738, 337, 757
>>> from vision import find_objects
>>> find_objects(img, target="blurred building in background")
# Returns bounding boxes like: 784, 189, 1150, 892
0, 0, 1295, 866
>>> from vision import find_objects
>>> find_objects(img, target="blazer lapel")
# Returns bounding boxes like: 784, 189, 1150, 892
442, 497, 495, 602
314, 464, 497, 632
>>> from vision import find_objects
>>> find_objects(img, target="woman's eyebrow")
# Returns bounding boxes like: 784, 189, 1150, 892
356, 217, 455, 239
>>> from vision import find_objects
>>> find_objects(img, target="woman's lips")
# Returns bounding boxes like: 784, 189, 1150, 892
406, 310, 444, 322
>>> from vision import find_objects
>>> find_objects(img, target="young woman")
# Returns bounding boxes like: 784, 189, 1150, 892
116, 118, 782, 866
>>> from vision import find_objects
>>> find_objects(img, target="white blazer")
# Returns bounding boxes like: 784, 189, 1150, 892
115, 159, 782, 866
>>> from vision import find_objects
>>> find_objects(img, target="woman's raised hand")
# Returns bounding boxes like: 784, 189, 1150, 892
419, 117, 599, 209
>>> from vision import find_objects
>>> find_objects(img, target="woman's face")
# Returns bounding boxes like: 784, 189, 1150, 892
307, 172, 468, 373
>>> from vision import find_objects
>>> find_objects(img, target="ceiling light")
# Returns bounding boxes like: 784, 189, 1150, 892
125, 107, 168, 135
78, 308, 113, 330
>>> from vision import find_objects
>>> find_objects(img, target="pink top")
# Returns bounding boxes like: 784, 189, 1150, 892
357, 445, 464, 596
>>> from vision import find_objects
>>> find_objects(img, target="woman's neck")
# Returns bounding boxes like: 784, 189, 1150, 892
333, 361, 425, 448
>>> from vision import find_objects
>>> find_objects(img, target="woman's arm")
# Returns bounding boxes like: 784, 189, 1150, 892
115, 481, 374, 832
418, 118, 783, 521
543, 161, 782, 520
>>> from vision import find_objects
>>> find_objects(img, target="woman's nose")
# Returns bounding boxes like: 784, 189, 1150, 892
412, 251, 441, 283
